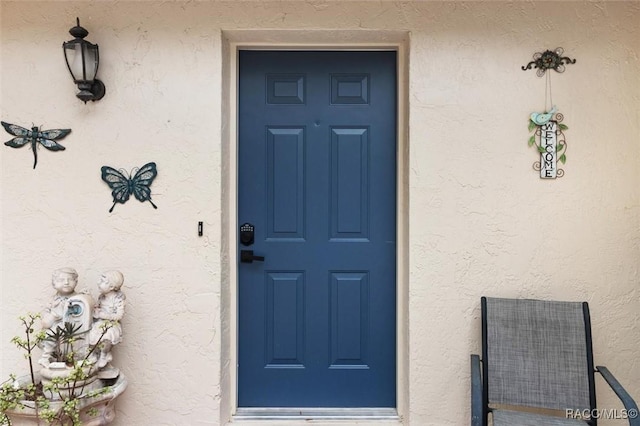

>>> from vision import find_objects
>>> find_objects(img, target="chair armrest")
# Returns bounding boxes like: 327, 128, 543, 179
471, 354, 484, 426
596, 365, 640, 426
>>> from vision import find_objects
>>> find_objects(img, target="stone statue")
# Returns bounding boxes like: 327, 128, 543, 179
38, 267, 93, 367
2, 268, 129, 424
89, 270, 126, 369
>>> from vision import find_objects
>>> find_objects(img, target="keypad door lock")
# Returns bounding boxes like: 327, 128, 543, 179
240, 223, 255, 246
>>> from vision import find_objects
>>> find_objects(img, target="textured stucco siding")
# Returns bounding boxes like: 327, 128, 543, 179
1, 1, 639, 425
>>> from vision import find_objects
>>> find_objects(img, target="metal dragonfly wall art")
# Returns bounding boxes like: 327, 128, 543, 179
2, 121, 72, 169
101, 162, 158, 213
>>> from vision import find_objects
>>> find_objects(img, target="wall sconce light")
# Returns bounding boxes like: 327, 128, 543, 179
63, 18, 105, 103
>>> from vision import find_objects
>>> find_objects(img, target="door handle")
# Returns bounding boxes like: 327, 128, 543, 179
240, 250, 265, 263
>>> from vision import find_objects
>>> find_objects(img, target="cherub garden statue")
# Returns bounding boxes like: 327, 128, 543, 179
0, 268, 128, 425
38, 267, 90, 367
89, 270, 126, 369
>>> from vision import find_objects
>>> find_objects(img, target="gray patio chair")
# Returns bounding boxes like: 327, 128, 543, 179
471, 297, 639, 426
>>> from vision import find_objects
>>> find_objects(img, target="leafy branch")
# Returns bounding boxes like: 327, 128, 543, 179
1, 316, 115, 426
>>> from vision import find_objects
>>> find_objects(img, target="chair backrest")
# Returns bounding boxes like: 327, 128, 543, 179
482, 297, 596, 412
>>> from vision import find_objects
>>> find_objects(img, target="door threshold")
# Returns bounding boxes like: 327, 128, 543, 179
234, 407, 398, 421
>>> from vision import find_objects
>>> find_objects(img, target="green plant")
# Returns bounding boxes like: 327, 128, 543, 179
43, 322, 85, 366
9, 314, 46, 392
0, 315, 114, 426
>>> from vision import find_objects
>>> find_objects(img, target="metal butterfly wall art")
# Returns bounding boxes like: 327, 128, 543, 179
101, 162, 158, 213
2, 121, 72, 169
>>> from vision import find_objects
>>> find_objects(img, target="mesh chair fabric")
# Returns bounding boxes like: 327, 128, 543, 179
485, 297, 591, 410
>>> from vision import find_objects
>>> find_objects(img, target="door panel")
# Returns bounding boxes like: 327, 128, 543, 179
238, 50, 396, 407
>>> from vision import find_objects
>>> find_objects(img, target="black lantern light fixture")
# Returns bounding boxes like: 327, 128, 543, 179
63, 18, 105, 103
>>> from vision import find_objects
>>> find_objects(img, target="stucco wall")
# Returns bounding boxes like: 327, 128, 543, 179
1, 1, 638, 425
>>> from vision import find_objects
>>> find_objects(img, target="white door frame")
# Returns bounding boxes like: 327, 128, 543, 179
221, 29, 410, 424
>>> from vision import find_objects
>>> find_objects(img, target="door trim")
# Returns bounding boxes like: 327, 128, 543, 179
221, 29, 410, 424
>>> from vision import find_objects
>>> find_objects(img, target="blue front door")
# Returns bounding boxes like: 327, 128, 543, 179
238, 50, 396, 407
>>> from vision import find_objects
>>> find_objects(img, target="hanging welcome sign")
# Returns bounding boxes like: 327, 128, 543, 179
522, 48, 575, 179
528, 109, 568, 179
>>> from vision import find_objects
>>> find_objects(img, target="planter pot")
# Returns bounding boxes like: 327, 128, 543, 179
39, 364, 101, 402
3, 374, 127, 426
